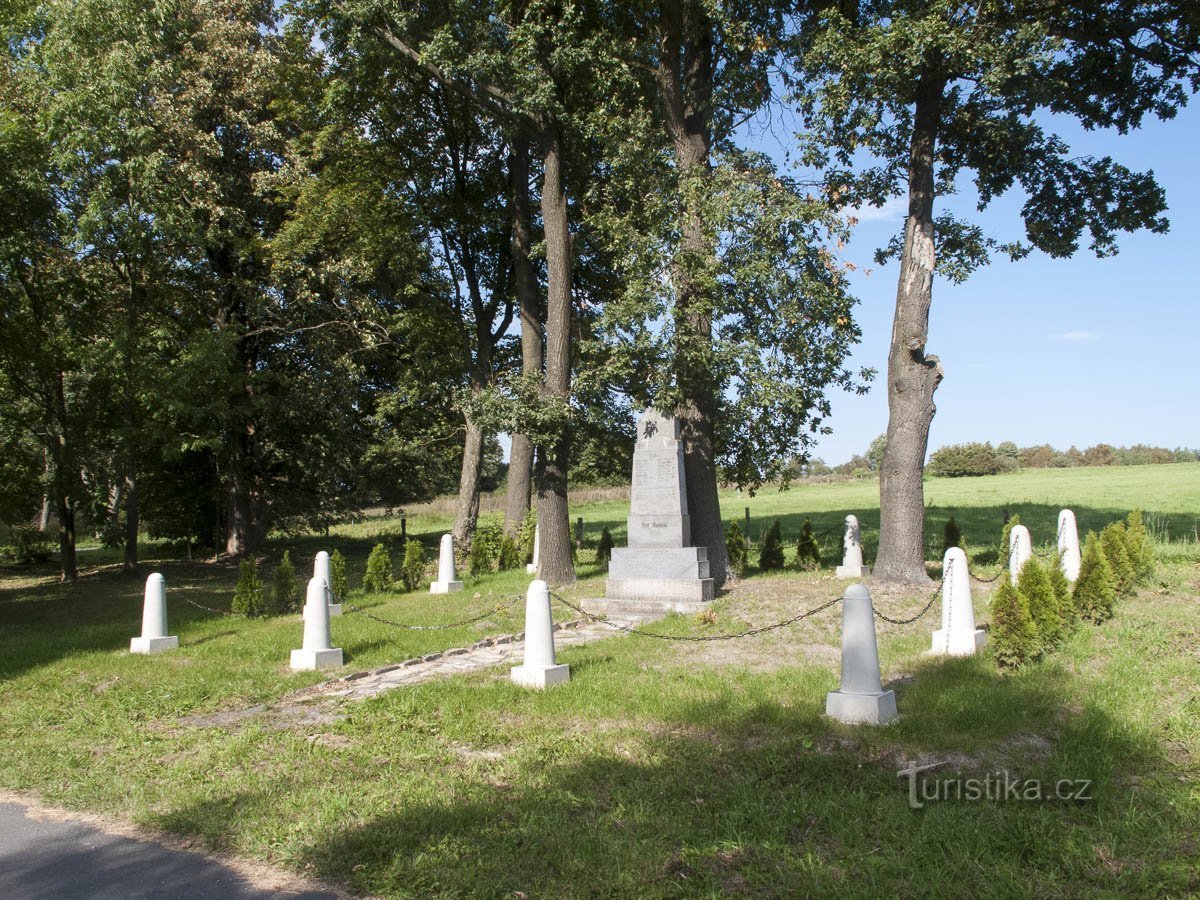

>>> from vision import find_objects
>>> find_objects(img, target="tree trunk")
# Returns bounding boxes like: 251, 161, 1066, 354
224, 430, 254, 557
123, 471, 138, 573
122, 272, 139, 573
504, 134, 541, 536
657, 0, 729, 587
535, 122, 575, 586
452, 414, 485, 547
38, 495, 51, 532
49, 373, 76, 582
873, 64, 946, 586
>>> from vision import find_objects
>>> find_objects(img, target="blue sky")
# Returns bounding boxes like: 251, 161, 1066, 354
796, 100, 1200, 466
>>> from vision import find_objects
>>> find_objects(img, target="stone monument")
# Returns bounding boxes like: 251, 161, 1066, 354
930, 547, 986, 656
130, 573, 178, 654
430, 533, 463, 594
1058, 509, 1081, 583
290, 576, 343, 671
510, 580, 570, 689
835, 514, 870, 578
1008, 524, 1032, 582
826, 584, 896, 725
313, 550, 341, 617
604, 410, 714, 607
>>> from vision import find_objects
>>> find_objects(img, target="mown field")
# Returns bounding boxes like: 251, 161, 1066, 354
0, 464, 1197, 897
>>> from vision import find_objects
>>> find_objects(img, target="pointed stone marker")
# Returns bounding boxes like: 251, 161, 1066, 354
314, 550, 341, 617
1058, 509, 1081, 583
826, 584, 896, 724
1008, 524, 1032, 582
290, 576, 343, 671
130, 573, 178, 654
930, 548, 986, 656
526, 523, 539, 575
430, 533, 463, 594
511, 580, 570, 689
835, 514, 870, 578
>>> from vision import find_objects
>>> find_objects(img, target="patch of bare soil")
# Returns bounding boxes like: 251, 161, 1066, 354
173, 695, 346, 734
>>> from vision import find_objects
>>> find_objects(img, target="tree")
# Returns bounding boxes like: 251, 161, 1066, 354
800, 0, 1199, 583
866, 434, 888, 472
991, 577, 1038, 670
759, 520, 786, 571
363, 543, 394, 593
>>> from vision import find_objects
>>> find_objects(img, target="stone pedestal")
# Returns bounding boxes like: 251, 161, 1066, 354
1058, 509, 1081, 583
313, 550, 341, 617
431, 533, 463, 594
1008, 525, 1032, 582
930, 547, 986, 656
511, 580, 569, 689
835, 514, 870, 578
291, 576, 342, 671
826, 584, 896, 725
605, 410, 714, 607
130, 573, 178, 654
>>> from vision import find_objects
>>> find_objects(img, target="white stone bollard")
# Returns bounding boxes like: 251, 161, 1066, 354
526, 523, 540, 575
826, 584, 896, 724
835, 514, 870, 578
511, 580, 570, 689
290, 576, 343, 671
130, 573, 178, 654
430, 534, 464, 594
1058, 509, 1081, 583
313, 550, 342, 617
930, 548, 986, 656
1008, 525, 1032, 582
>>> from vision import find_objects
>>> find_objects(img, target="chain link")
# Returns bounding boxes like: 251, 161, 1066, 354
548, 591, 843, 641
179, 595, 234, 616
343, 596, 521, 631
872, 561, 948, 625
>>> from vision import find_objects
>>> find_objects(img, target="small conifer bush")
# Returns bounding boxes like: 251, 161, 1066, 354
1099, 522, 1135, 595
1016, 558, 1061, 650
991, 578, 1039, 670
759, 520, 785, 571
329, 549, 348, 602
498, 534, 522, 571
231, 558, 265, 617
795, 519, 821, 570
1075, 531, 1117, 624
595, 527, 614, 571
1047, 551, 1076, 632
400, 540, 425, 592
363, 543, 394, 593
943, 516, 963, 554
266, 550, 298, 615
470, 521, 503, 575
1124, 509, 1155, 580
726, 521, 748, 579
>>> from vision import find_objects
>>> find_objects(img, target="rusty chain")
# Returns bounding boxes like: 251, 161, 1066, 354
343, 595, 521, 631
871, 560, 949, 625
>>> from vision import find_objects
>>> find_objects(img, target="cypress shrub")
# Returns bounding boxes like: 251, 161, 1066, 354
1016, 558, 1062, 650
329, 549, 348, 602
231, 558, 265, 617
795, 519, 821, 570
498, 534, 522, 571
991, 578, 1039, 670
1074, 532, 1117, 624
1047, 551, 1076, 632
363, 542, 394, 593
759, 520, 785, 571
267, 550, 299, 615
399, 541, 425, 592
726, 521, 748, 579
1124, 509, 1155, 580
1099, 522, 1135, 595
943, 516, 963, 554
999, 514, 1021, 568
518, 511, 537, 565
470, 521, 502, 575
595, 527, 614, 571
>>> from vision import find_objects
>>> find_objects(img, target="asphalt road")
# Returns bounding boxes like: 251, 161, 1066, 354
0, 801, 340, 899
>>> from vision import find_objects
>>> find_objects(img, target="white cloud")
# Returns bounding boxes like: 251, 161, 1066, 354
842, 196, 908, 224
1052, 331, 1099, 342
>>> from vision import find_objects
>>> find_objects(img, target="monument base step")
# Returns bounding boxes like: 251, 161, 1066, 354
510, 663, 570, 689
929, 628, 987, 657
430, 581, 464, 594
290, 647, 343, 671
130, 636, 178, 655
599, 577, 714, 610
608, 546, 710, 580
825, 689, 897, 725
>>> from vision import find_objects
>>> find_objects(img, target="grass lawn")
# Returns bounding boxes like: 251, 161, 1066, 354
1, 464, 1197, 896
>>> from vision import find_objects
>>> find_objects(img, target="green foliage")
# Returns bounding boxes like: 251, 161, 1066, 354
795, 519, 821, 570
990, 578, 1039, 671
329, 549, 348, 602
6, 526, 53, 564
726, 521, 748, 579
595, 527, 614, 572
497, 535, 522, 572
470, 521, 503, 575
400, 541, 425, 593
518, 511, 537, 566
943, 516, 963, 555
362, 543, 394, 594
1075, 532, 1117, 624
758, 520, 785, 571
1099, 522, 1135, 595
1047, 552, 1076, 633
1016, 558, 1062, 651
1124, 509, 1156, 580
999, 514, 1021, 567
927, 443, 1001, 478
231, 559, 264, 617
266, 551, 299, 616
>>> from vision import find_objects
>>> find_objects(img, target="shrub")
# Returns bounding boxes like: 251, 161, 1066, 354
470, 521, 503, 575
991, 578, 1039, 670
999, 514, 1021, 569
759, 520, 785, 571
1124, 509, 1155, 580
400, 541, 425, 592
1047, 551, 1076, 632
595, 527, 614, 572
943, 516, 963, 555
726, 521, 748, 579
329, 549, 348, 602
795, 519, 821, 570
1099, 522, 1135, 594
927, 442, 1001, 477
266, 550, 299, 615
231, 558, 265, 617
498, 534, 522, 571
363, 543, 394, 593
518, 510, 537, 565
1074, 532, 1117, 624
1016, 558, 1062, 650
9, 525, 53, 563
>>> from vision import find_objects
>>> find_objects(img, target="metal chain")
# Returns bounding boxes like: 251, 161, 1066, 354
548, 591, 843, 642
872, 561, 949, 625
180, 595, 234, 616
343, 596, 520, 631
970, 568, 1005, 584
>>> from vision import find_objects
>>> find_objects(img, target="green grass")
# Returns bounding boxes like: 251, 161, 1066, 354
1, 463, 1198, 897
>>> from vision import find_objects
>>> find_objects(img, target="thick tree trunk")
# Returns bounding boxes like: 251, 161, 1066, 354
657, 0, 729, 587
123, 471, 138, 573
49, 374, 76, 582
38, 495, 51, 532
122, 275, 139, 573
452, 414, 485, 547
224, 428, 254, 557
504, 134, 541, 536
874, 65, 946, 586
534, 123, 575, 586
